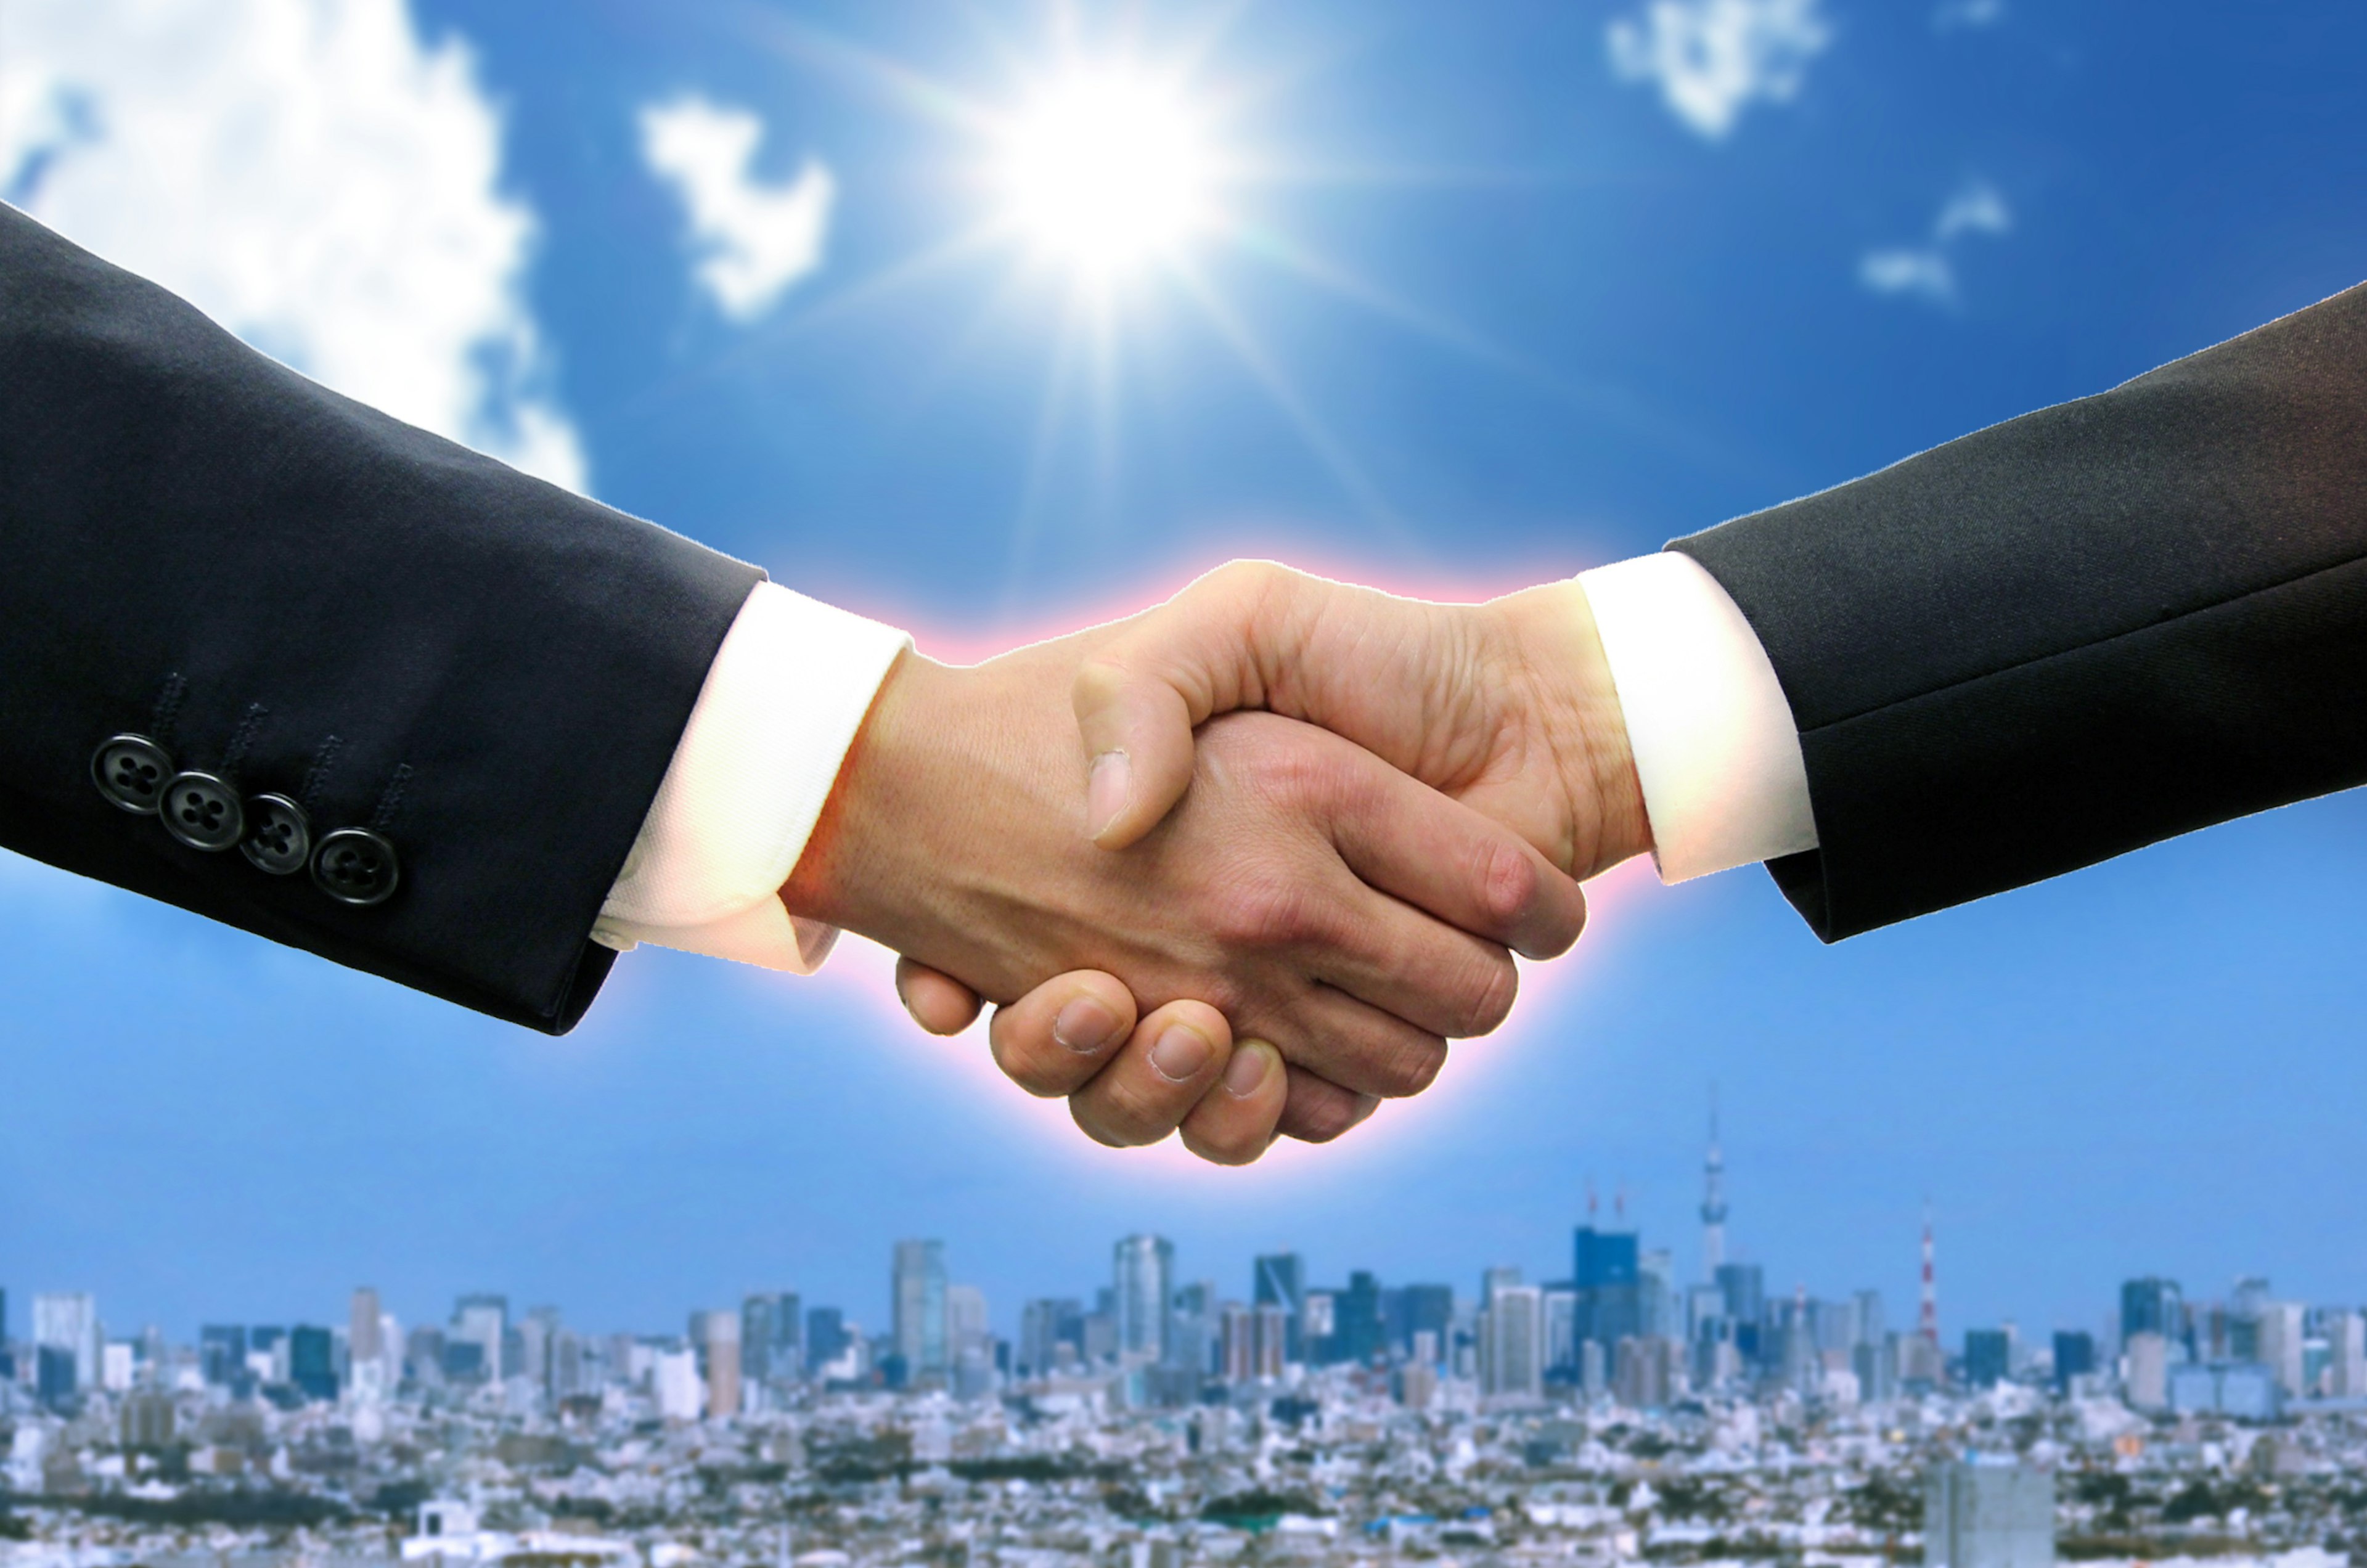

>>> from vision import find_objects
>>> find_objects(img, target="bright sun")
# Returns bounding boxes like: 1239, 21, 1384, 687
999, 68, 1215, 280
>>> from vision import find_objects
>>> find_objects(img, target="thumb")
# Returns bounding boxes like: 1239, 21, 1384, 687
1071, 657, 1200, 848
1073, 561, 1303, 848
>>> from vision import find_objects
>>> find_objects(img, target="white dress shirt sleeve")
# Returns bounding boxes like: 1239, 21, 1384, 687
1576, 552, 1820, 883
591, 580, 911, 972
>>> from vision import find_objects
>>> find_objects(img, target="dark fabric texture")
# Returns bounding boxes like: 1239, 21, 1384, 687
0, 204, 762, 1031
1672, 281, 2367, 939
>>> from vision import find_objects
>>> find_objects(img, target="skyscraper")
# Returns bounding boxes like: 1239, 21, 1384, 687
1480, 1283, 1543, 1402
2053, 1330, 2096, 1392
893, 1239, 949, 1379
33, 1292, 99, 1394
946, 1284, 989, 1361
350, 1287, 383, 1367
1964, 1328, 2011, 1389
1701, 1090, 1728, 1280
2120, 1277, 2185, 1349
1113, 1234, 1174, 1361
693, 1310, 741, 1417
806, 1307, 851, 1377
1573, 1225, 1641, 1347
451, 1294, 507, 1382
1253, 1252, 1304, 1362
199, 1325, 245, 1387
1331, 1272, 1384, 1366
289, 1325, 337, 1402
1019, 1298, 1084, 1377
738, 1291, 800, 1389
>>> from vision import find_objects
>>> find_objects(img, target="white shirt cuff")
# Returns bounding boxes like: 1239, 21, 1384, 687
592, 580, 912, 972
1577, 552, 1819, 883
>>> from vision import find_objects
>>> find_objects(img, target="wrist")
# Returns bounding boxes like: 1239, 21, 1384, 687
1493, 580, 1653, 878
779, 647, 936, 941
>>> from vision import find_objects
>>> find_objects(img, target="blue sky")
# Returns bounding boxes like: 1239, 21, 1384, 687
4, 0, 2366, 1353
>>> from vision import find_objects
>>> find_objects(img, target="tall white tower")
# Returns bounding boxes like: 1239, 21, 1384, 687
1700, 1088, 1728, 1282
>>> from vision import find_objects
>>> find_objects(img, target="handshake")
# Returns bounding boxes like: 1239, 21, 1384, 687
781, 560, 1653, 1166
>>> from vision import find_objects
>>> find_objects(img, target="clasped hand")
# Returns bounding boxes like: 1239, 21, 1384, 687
779, 563, 1653, 1163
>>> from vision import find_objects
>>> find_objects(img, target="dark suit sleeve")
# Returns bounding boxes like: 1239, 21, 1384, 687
1670, 280, 2367, 939
0, 204, 762, 1031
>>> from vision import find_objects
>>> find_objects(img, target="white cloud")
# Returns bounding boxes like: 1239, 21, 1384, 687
1607, 0, 1834, 141
639, 96, 835, 322
1858, 248, 1958, 306
0, 0, 587, 492
1933, 0, 2006, 31
1934, 179, 2013, 241
1859, 178, 2012, 309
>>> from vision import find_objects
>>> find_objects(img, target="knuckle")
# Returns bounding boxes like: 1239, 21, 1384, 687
1285, 1095, 1362, 1144
1474, 836, 1543, 933
1180, 1121, 1267, 1167
1214, 875, 1329, 950
1076, 1077, 1180, 1148
1375, 1032, 1450, 1096
994, 1041, 1077, 1099
1459, 950, 1521, 1038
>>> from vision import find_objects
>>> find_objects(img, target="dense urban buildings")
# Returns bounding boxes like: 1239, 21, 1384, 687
7, 1119, 2366, 1567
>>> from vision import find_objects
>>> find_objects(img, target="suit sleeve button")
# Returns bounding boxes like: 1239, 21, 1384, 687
92, 735, 176, 814
239, 793, 313, 875
160, 771, 245, 851
313, 828, 400, 907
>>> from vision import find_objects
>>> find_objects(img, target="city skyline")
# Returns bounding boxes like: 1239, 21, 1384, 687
10, 1109, 2357, 1395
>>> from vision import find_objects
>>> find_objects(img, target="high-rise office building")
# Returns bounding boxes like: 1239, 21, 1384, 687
1018, 1298, 1083, 1377
1252, 1302, 1289, 1379
804, 1307, 852, 1376
2053, 1330, 2096, 1391
2120, 1277, 2184, 1350
1217, 1304, 1254, 1382
893, 1240, 949, 1379
199, 1325, 245, 1387
2255, 1299, 2306, 1395
1573, 1226, 1641, 1347
350, 1288, 382, 1367
1394, 1284, 1453, 1360
451, 1294, 507, 1382
1543, 1289, 1577, 1376
946, 1284, 989, 1360
741, 1292, 802, 1388
1964, 1328, 2011, 1389
692, 1310, 741, 1417
289, 1325, 337, 1402
1613, 1334, 1678, 1408
33, 1292, 99, 1394
2329, 1310, 2367, 1398
1700, 1095, 1728, 1280
1331, 1272, 1385, 1367
1113, 1235, 1173, 1362
1480, 1283, 1543, 1402
1253, 1253, 1304, 1362
1639, 1249, 1677, 1340
2124, 1331, 2169, 1408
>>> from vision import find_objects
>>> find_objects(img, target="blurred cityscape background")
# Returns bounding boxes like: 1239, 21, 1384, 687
7, 1116, 2365, 1567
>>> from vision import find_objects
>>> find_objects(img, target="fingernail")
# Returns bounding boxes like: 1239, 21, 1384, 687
1148, 1024, 1214, 1082
1052, 997, 1122, 1055
1085, 751, 1132, 841
1222, 1042, 1272, 1098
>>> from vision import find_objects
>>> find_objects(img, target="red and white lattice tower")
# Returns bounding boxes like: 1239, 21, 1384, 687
1917, 1201, 1939, 1344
